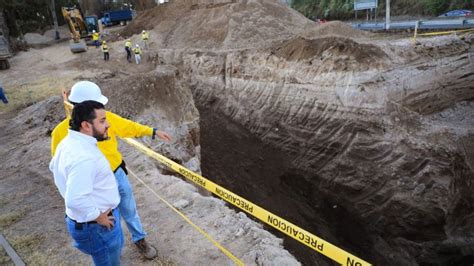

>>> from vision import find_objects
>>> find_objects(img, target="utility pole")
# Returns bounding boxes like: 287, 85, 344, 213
385, 0, 390, 30
51, 0, 60, 40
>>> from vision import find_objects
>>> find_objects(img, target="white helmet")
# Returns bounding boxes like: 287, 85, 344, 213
68, 81, 108, 105
142, 30, 146, 33
93, 30, 96, 33
135, 44, 139, 47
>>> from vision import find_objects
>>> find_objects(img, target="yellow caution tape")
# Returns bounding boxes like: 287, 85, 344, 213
123, 138, 371, 266
63, 101, 243, 265
127, 169, 244, 266
417, 28, 474, 36
64, 99, 371, 265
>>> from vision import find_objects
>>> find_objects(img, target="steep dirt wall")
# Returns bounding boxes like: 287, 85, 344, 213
0, 63, 302, 264
177, 35, 474, 265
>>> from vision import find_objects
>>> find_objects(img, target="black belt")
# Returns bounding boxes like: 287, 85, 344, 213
114, 160, 128, 175
68, 211, 114, 230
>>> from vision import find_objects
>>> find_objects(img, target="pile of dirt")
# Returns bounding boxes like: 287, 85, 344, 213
120, 0, 313, 49
299, 21, 373, 39
23, 26, 71, 47
271, 36, 389, 71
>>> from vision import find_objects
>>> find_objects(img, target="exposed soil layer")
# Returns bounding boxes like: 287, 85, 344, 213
1, 0, 473, 265
271, 36, 389, 71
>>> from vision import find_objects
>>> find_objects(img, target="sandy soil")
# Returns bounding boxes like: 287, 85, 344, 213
1, 0, 473, 265
0, 18, 299, 265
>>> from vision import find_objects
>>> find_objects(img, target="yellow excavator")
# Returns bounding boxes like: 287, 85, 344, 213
62, 6, 101, 53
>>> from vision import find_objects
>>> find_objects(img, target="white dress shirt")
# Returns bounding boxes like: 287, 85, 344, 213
50, 129, 120, 223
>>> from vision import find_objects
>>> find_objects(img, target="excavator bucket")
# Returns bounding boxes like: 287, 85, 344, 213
69, 40, 87, 53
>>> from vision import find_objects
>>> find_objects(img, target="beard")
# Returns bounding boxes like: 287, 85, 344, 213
92, 126, 109, 142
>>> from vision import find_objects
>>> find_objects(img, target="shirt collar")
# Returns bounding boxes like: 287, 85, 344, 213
68, 129, 97, 146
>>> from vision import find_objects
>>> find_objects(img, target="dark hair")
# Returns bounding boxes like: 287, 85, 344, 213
69, 100, 105, 131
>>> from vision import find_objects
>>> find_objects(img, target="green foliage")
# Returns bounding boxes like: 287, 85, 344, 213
0, 0, 80, 37
291, 0, 474, 20
422, 0, 449, 15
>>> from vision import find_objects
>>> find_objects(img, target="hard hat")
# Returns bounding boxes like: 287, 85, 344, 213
136, 44, 139, 47
93, 30, 96, 33
142, 30, 146, 33
127, 39, 131, 41
102, 41, 106, 44
68, 81, 108, 105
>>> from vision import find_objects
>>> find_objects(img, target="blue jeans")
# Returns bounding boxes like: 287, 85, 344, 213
115, 167, 147, 243
66, 209, 123, 266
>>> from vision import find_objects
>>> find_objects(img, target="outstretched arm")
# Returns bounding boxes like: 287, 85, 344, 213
153, 128, 172, 142
107, 111, 172, 142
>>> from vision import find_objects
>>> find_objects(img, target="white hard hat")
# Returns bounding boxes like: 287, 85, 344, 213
136, 44, 139, 47
142, 30, 146, 33
93, 30, 96, 33
68, 81, 108, 105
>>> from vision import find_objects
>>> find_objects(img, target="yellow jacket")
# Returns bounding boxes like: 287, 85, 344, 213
125, 40, 132, 48
51, 111, 154, 171
92, 32, 99, 41
141, 32, 149, 40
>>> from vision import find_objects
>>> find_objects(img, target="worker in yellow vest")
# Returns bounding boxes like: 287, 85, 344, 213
141, 30, 149, 49
124, 39, 132, 63
101, 41, 109, 61
133, 44, 142, 65
92, 30, 100, 48
51, 81, 172, 260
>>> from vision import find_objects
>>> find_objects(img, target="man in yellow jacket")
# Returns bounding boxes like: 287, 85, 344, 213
141, 30, 149, 49
101, 41, 109, 61
92, 30, 100, 48
51, 81, 171, 260
125, 39, 132, 63
133, 44, 142, 65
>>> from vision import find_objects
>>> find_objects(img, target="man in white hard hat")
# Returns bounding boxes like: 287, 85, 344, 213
92, 30, 100, 48
50, 100, 123, 265
133, 44, 142, 65
51, 81, 171, 260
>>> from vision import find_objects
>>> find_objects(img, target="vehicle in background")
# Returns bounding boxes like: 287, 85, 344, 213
101, 9, 133, 27
0, 33, 11, 70
62, 6, 101, 53
438, 10, 472, 17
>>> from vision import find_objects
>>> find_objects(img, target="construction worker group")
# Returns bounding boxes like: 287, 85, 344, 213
98, 30, 148, 65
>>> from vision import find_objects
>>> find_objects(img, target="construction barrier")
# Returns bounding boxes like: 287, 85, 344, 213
413, 27, 474, 44
127, 169, 244, 265
123, 138, 371, 266
63, 100, 371, 265
62, 101, 242, 264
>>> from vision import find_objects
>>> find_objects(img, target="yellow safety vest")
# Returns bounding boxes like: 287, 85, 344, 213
125, 41, 132, 48
133, 47, 142, 54
102, 44, 109, 52
92, 32, 99, 41
141, 32, 149, 41
51, 111, 154, 171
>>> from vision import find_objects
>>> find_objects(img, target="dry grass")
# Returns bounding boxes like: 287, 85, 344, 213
0, 245, 14, 265
11, 233, 47, 264
0, 209, 27, 230
0, 76, 72, 113
0, 198, 9, 208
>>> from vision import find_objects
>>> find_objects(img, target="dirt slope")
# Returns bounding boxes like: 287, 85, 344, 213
121, 0, 314, 49
0, 18, 300, 265
1, 0, 473, 265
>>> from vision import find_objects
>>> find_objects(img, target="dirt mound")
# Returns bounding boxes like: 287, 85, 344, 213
299, 21, 373, 39
120, 0, 313, 49
271, 36, 389, 71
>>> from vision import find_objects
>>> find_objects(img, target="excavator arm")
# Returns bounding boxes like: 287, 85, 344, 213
61, 7, 89, 53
